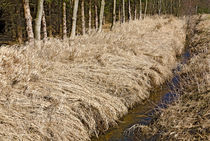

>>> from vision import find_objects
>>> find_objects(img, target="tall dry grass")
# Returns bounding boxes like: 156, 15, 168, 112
125, 14, 210, 141
154, 14, 210, 141
0, 16, 186, 140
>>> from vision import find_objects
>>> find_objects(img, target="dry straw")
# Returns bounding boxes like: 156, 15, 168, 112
0, 16, 186, 140
154, 14, 210, 141
125, 14, 210, 141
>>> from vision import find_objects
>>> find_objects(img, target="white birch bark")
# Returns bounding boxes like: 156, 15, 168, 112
81, 0, 85, 35
70, 0, 79, 39
98, 0, 105, 32
35, 0, 44, 40
23, 0, 34, 41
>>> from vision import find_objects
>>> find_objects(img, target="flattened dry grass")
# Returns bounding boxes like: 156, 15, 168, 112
126, 14, 210, 141
154, 14, 210, 141
0, 16, 186, 140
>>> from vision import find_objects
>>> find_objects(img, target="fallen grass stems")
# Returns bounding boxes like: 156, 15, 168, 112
127, 14, 210, 141
0, 16, 186, 140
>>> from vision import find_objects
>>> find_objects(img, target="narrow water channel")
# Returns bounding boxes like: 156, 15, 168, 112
92, 50, 191, 141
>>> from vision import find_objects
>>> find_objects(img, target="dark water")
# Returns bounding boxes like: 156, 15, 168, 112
92, 51, 190, 141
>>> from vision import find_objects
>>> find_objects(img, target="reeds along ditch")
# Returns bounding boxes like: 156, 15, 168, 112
0, 16, 186, 140
127, 14, 210, 141
156, 14, 210, 141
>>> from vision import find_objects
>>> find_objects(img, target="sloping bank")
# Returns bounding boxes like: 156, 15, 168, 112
0, 16, 186, 140
153, 14, 210, 141
129, 15, 210, 140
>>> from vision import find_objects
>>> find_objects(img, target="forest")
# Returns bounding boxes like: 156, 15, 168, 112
0, 0, 209, 44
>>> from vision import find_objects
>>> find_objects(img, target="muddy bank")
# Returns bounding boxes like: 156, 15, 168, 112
127, 14, 210, 141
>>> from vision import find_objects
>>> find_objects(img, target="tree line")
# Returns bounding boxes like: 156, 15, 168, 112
0, 0, 208, 43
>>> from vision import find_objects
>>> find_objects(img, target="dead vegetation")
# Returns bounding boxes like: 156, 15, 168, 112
0, 16, 186, 140
126, 14, 210, 141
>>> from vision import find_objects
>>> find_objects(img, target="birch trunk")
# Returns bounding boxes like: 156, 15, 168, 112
70, 0, 79, 39
23, 0, 34, 41
89, 0, 92, 33
118, 4, 121, 23
158, 0, 162, 15
62, 1, 67, 39
42, 8, 47, 40
81, 0, 85, 35
122, 0, 125, 23
128, 0, 131, 21
98, 0, 105, 32
48, 2, 52, 37
35, 0, 44, 40
144, 0, 148, 18
134, 0, 137, 20
139, 0, 142, 19
95, 4, 98, 29
111, 0, 116, 28
16, 1, 23, 44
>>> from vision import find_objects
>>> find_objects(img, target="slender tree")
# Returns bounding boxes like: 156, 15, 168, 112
48, 2, 53, 37
22, 0, 34, 41
35, 0, 44, 40
170, 0, 173, 14
122, 0, 125, 23
128, 0, 131, 21
81, 0, 85, 35
139, 0, 142, 19
158, 0, 162, 15
42, 8, 47, 40
95, 2, 98, 29
89, 0, 92, 33
16, 0, 23, 43
70, 0, 79, 39
134, 0, 137, 20
98, 0, 105, 32
118, 3, 121, 23
111, 0, 116, 28
62, 0, 67, 38
144, 0, 148, 18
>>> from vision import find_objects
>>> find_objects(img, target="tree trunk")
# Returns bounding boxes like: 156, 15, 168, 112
70, 0, 79, 39
42, 8, 47, 40
81, 0, 85, 35
95, 3, 98, 29
98, 0, 105, 32
122, 0, 125, 23
118, 3, 121, 23
35, 0, 44, 40
144, 0, 148, 18
16, 1, 23, 44
62, 1, 67, 39
22, 0, 34, 41
48, 2, 53, 37
89, 0, 92, 33
111, 0, 116, 29
128, 0, 131, 21
139, 0, 142, 19
134, 0, 137, 20
159, 0, 162, 15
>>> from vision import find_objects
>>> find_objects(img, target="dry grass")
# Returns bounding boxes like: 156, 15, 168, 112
127, 14, 210, 141
155, 14, 210, 141
0, 16, 186, 141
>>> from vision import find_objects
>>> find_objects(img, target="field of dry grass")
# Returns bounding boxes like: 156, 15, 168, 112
126, 14, 210, 141
0, 16, 186, 140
